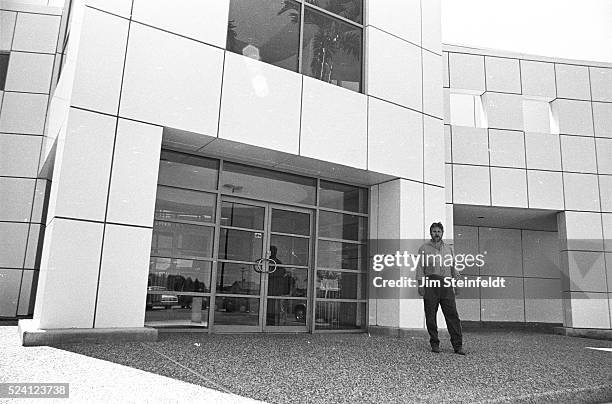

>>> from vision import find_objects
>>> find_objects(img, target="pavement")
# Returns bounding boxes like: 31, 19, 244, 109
1, 326, 611, 403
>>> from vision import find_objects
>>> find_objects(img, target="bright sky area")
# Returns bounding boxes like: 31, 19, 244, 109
441, 0, 612, 63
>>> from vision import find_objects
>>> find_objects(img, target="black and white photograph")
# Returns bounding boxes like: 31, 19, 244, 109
0, 0, 611, 402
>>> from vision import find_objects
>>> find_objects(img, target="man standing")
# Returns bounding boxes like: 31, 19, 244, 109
416, 222, 465, 355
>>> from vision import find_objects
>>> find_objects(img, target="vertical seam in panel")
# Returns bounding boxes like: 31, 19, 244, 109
487, 129, 492, 206
93, 10, 132, 328
518, 59, 523, 95
10, 11, 18, 51
520, 230, 526, 322
298, 75, 304, 155
523, 131, 529, 208
216, 51, 226, 139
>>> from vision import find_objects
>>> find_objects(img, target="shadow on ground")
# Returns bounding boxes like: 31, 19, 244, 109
54, 330, 612, 404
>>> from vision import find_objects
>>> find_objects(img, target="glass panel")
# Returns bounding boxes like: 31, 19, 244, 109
268, 267, 308, 297
315, 301, 365, 330
0, 53, 8, 90
221, 162, 316, 205
270, 235, 309, 266
158, 151, 218, 191
149, 257, 211, 293
302, 8, 362, 92
305, 0, 362, 23
216, 262, 261, 295
318, 211, 367, 242
151, 221, 214, 259
214, 297, 260, 325
271, 209, 310, 235
155, 187, 216, 224
266, 299, 307, 326
316, 270, 365, 299
227, 0, 301, 71
219, 228, 264, 261
145, 295, 209, 328
319, 181, 367, 213
317, 240, 365, 270
221, 202, 264, 230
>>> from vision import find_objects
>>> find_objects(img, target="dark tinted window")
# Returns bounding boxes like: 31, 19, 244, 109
0, 53, 9, 91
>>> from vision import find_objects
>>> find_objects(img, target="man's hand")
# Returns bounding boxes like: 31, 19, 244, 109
418, 286, 424, 297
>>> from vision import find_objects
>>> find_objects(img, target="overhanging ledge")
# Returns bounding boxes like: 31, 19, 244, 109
18, 319, 158, 346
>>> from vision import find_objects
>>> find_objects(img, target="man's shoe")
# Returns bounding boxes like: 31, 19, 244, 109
431, 345, 441, 353
454, 348, 466, 355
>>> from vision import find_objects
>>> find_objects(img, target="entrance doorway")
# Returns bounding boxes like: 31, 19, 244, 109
212, 197, 313, 332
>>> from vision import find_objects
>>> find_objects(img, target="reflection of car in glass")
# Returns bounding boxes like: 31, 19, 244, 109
146, 286, 179, 309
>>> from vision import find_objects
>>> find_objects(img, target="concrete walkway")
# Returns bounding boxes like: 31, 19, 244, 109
1, 326, 611, 403
0, 327, 259, 403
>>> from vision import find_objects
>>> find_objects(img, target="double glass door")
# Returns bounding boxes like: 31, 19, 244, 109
213, 197, 313, 332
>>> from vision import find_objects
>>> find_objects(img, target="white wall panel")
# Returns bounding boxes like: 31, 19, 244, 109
132, 0, 229, 48
480, 277, 524, 322
85, 0, 133, 18
35, 219, 103, 329
524, 278, 562, 323
522, 100, 551, 133
399, 179, 424, 242
522, 230, 560, 278
445, 164, 452, 202
422, 51, 443, 118
423, 115, 445, 186
218, 52, 301, 154
560, 135, 597, 173
48, 109, 116, 222
488, 129, 525, 168
420, 0, 441, 54
592, 102, 612, 138
368, 97, 422, 179
300, 77, 367, 169
11, 12, 60, 53
552, 99, 594, 136
0, 222, 28, 268
527, 170, 564, 210
0, 177, 35, 222
563, 173, 600, 212
366, 0, 420, 45
106, 119, 162, 227
452, 164, 490, 205
482, 92, 523, 131
600, 176, 612, 212
555, 64, 591, 101
71, 8, 128, 115
0, 11, 17, 50
0, 134, 41, 177
4, 52, 54, 93
366, 27, 422, 111
120, 23, 224, 135
448, 53, 485, 92
0, 92, 48, 135
95, 224, 152, 328
596, 138, 612, 174
566, 292, 611, 328
589, 67, 612, 102
562, 251, 606, 293
558, 211, 604, 252
485, 56, 521, 94
423, 185, 445, 239
520, 60, 556, 99
0, 269, 21, 317
490, 167, 527, 208
451, 126, 488, 165
525, 133, 561, 171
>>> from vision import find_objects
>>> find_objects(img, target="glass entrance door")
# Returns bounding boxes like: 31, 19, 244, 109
212, 197, 313, 332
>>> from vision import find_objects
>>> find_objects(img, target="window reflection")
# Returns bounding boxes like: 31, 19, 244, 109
216, 263, 261, 295
302, 8, 362, 91
315, 301, 365, 329
316, 270, 365, 299
305, 0, 362, 23
317, 240, 365, 270
320, 180, 368, 213
319, 211, 367, 242
149, 257, 211, 293
145, 295, 209, 328
151, 221, 214, 259
227, 0, 301, 71
158, 151, 218, 191
155, 186, 216, 224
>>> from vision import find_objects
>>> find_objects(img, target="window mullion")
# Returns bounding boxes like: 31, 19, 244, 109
298, 0, 305, 74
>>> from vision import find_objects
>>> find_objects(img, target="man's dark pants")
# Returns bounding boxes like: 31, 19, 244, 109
423, 275, 463, 350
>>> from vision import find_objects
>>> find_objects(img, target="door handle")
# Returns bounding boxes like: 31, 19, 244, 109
253, 258, 278, 274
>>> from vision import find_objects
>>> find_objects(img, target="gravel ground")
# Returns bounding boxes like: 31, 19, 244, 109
51, 329, 612, 404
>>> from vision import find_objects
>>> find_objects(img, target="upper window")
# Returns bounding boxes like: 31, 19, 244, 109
0, 53, 9, 91
227, 0, 363, 92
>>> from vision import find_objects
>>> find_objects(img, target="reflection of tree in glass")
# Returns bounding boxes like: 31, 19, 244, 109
279, 1, 360, 84
227, 19, 239, 50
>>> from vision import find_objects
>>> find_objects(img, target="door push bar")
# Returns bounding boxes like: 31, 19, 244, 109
253, 258, 278, 274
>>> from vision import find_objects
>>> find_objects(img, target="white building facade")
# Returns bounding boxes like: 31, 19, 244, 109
0, 0, 610, 343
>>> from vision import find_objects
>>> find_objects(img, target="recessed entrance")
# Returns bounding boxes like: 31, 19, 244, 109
213, 197, 313, 332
